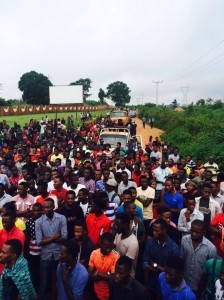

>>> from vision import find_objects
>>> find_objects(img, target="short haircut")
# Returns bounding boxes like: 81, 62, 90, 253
98, 191, 109, 199
75, 219, 87, 231
93, 198, 106, 211
37, 181, 48, 190
185, 198, 196, 203
128, 186, 137, 192
115, 212, 130, 225
18, 182, 28, 189
116, 256, 132, 272
153, 218, 167, 230
5, 239, 22, 257
78, 188, 89, 196
122, 189, 132, 196
121, 171, 128, 176
191, 219, 205, 231
66, 190, 76, 197
140, 175, 148, 181
54, 176, 64, 183
44, 198, 55, 205
166, 256, 185, 273
3, 210, 16, 220
63, 239, 79, 260
0, 183, 5, 189
33, 202, 42, 209
202, 183, 212, 189
157, 204, 171, 215
3, 201, 16, 212
100, 232, 114, 244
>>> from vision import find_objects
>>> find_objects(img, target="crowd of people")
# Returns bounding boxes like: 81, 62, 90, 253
0, 113, 224, 300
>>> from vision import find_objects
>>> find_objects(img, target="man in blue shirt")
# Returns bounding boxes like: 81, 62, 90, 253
57, 239, 89, 300
158, 256, 196, 300
143, 219, 179, 299
164, 179, 183, 225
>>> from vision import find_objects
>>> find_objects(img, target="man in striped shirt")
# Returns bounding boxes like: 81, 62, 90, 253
26, 202, 42, 292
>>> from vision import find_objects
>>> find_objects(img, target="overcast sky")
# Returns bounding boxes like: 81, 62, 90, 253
1, 0, 224, 105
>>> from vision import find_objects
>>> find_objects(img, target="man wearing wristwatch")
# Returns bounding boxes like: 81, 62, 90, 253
142, 219, 180, 299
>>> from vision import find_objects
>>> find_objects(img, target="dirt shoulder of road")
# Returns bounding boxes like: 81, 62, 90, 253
135, 117, 164, 145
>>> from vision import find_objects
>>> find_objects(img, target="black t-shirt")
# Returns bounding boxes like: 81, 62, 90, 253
57, 204, 84, 239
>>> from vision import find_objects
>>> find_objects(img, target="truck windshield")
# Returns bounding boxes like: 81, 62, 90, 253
99, 134, 127, 147
111, 111, 127, 118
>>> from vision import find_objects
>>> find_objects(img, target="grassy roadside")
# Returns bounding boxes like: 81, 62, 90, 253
1, 109, 109, 127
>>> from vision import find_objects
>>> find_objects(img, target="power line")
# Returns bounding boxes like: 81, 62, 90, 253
152, 80, 163, 106
181, 86, 189, 106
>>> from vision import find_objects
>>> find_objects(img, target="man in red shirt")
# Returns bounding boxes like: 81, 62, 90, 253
51, 176, 67, 207
86, 198, 111, 246
0, 210, 25, 274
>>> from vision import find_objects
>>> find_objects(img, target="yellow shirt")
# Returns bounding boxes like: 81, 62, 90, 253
0, 217, 26, 231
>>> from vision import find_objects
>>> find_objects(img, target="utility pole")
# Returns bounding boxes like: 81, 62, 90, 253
181, 86, 189, 106
152, 80, 163, 106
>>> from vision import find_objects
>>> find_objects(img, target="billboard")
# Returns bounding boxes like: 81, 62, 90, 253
49, 85, 83, 104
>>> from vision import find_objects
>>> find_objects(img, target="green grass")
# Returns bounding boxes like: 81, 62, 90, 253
1, 109, 109, 127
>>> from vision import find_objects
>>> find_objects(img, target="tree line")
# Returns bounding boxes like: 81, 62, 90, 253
1, 71, 131, 106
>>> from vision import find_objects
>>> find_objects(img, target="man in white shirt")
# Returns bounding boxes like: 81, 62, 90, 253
136, 176, 155, 228
178, 198, 204, 235
116, 160, 131, 180
168, 148, 180, 164
118, 171, 137, 196
153, 161, 173, 192
204, 156, 219, 174
150, 146, 161, 162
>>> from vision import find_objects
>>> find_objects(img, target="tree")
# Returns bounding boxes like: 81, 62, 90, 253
171, 99, 179, 109
18, 71, 52, 105
106, 81, 131, 107
196, 99, 205, 106
70, 78, 92, 102
98, 88, 106, 104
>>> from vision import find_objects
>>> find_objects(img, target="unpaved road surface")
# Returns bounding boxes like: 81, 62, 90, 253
134, 117, 164, 146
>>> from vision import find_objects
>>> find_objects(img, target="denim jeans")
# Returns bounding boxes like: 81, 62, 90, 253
39, 259, 58, 300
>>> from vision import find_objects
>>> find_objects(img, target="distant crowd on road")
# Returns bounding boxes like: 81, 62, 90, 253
0, 112, 223, 300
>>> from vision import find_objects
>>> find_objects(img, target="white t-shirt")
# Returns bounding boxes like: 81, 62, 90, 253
136, 186, 155, 220
114, 233, 139, 277
67, 184, 86, 201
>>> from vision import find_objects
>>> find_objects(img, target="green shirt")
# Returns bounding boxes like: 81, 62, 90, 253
203, 258, 222, 296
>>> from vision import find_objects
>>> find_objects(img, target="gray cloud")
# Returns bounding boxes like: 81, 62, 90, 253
1, 0, 224, 105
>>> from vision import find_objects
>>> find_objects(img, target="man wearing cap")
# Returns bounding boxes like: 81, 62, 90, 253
106, 179, 120, 206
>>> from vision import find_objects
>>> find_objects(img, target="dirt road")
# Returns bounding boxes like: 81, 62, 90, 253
134, 117, 164, 145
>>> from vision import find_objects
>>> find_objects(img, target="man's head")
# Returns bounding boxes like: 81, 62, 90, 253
128, 187, 137, 201
105, 179, 117, 192
43, 198, 55, 218
83, 167, 92, 180
208, 156, 214, 164
153, 219, 167, 240
201, 183, 212, 201
91, 198, 105, 214
139, 176, 148, 189
0, 239, 22, 266
77, 188, 88, 202
18, 182, 28, 197
124, 201, 136, 218
74, 220, 87, 241
114, 256, 132, 284
100, 232, 114, 256
157, 204, 172, 225
59, 239, 79, 263
165, 256, 185, 288
53, 176, 64, 190
185, 198, 196, 213
121, 171, 128, 184
31, 202, 42, 219
2, 211, 16, 232
122, 189, 133, 203
115, 213, 130, 234
168, 159, 174, 168
37, 181, 48, 196
190, 220, 205, 243
65, 190, 75, 207
165, 179, 174, 193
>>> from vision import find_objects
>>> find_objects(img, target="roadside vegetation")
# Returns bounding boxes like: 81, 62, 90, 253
138, 101, 224, 170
